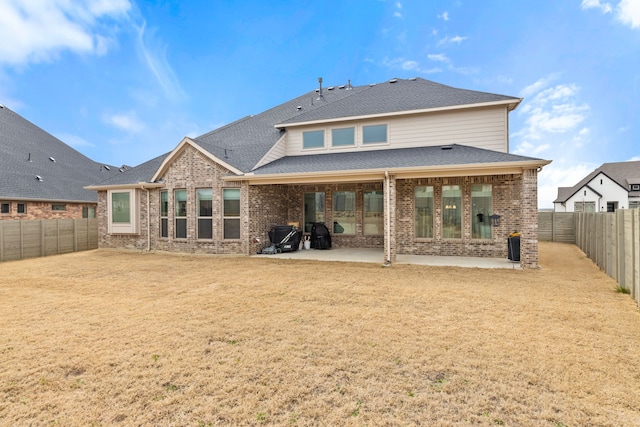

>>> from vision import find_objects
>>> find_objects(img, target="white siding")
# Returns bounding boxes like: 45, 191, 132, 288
586, 173, 630, 211
253, 134, 286, 170
284, 106, 509, 156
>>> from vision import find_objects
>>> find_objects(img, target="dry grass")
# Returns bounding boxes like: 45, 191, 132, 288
1, 242, 640, 426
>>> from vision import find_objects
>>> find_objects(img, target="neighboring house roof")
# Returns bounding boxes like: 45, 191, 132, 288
553, 160, 640, 203
88, 77, 540, 189
0, 105, 119, 202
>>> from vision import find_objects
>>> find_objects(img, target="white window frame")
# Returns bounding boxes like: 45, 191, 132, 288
302, 130, 325, 150
362, 123, 388, 145
108, 189, 139, 234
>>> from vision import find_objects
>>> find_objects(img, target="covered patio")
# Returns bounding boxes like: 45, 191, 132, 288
253, 247, 521, 269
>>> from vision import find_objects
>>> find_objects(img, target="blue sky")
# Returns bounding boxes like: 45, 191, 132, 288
1, 0, 638, 208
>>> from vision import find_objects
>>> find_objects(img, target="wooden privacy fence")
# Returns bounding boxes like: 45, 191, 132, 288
575, 210, 640, 306
0, 218, 98, 262
538, 212, 576, 243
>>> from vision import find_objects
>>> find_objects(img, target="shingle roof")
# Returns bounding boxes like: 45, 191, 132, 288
89, 153, 170, 187
92, 77, 526, 186
554, 160, 640, 203
278, 78, 520, 125
0, 105, 119, 202
251, 144, 544, 175
192, 77, 519, 174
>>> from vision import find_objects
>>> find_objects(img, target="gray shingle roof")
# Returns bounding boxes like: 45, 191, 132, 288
251, 144, 545, 175
0, 105, 119, 202
554, 160, 640, 203
278, 78, 520, 125
92, 77, 527, 186
89, 153, 170, 187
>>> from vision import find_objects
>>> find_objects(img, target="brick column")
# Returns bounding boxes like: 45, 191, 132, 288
384, 173, 397, 264
521, 168, 539, 269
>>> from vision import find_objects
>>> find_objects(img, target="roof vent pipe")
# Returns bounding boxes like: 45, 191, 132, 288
317, 77, 323, 100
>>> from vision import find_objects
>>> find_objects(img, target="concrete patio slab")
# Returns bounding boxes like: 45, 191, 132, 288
253, 247, 521, 269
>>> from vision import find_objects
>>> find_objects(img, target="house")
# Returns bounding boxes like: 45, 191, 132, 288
87, 77, 551, 268
0, 104, 120, 220
553, 160, 640, 212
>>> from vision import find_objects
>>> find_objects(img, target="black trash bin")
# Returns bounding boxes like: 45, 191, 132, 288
507, 234, 520, 262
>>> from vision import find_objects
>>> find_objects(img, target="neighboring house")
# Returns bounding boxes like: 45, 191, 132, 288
87, 78, 551, 268
0, 104, 119, 220
554, 161, 640, 213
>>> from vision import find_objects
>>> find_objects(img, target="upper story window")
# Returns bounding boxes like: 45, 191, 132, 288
331, 127, 355, 147
632, 184, 640, 191
362, 124, 387, 145
303, 130, 325, 149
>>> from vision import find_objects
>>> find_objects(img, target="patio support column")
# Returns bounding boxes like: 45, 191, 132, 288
384, 172, 397, 264
520, 168, 539, 269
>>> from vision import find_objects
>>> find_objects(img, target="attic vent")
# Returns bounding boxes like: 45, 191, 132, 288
103, 165, 110, 170
441, 145, 453, 150
119, 167, 126, 172
327, 86, 335, 90
296, 105, 302, 110
49, 156, 56, 162
369, 83, 376, 87
35, 175, 43, 182
338, 85, 345, 89
389, 78, 398, 83
0, 104, 4, 109
409, 77, 417, 81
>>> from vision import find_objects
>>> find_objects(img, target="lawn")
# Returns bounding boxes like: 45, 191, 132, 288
1, 242, 639, 426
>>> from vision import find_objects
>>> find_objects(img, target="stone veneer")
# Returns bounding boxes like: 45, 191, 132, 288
97, 145, 541, 268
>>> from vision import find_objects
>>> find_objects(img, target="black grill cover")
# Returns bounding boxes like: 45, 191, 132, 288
310, 222, 331, 249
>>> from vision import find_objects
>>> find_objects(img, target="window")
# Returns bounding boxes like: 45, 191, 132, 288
606, 201, 617, 213
17, 203, 26, 214
223, 188, 241, 239
304, 192, 325, 232
82, 206, 95, 218
331, 127, 355, 147
332, 191, 356, 234
160, 191, 168, 237
1, 202, 9, 214
632, 184, 640, 191
197, 188, 213, 239
415, 186, 434, 238
52, 203, 66, 211
303, 130, 324, 149
363, 124, 387, 144
175, 190, 187, 238
471, 184, 492, 239
442, 185, 462, 239
108, 190, 138, 234
630, 201, 639, 209
574, 201, 596, 213
364, 191, 384, 235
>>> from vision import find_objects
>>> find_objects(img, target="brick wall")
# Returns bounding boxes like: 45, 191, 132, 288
394, 172, 540, 267
0, 200, 96, 220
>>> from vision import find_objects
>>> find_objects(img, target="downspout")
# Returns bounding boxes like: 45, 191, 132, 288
384, 171, 391, 266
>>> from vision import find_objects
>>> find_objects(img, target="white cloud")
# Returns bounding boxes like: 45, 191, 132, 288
537, 162, 597, 208
427, 53, 450, 63
438, 11, 450, 21
438, 35, 468, 46
617, 0, 640, 28
581, 0, 613, 13
582, 0, 640, 29
0, 0, 131, 66
136, 21, 186, 102
103, 111, 145, 134
382, 57, 442, 74
394, 2, 402, 18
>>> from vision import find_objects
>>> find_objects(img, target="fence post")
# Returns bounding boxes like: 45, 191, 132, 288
0, 221, 3, 262
73, 219, 78, 253
41, 220, 45, 257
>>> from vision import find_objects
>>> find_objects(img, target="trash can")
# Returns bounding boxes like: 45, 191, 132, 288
507, 232, 520, 262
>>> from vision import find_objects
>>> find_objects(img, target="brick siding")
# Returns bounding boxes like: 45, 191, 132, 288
0, 200, 96, 220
